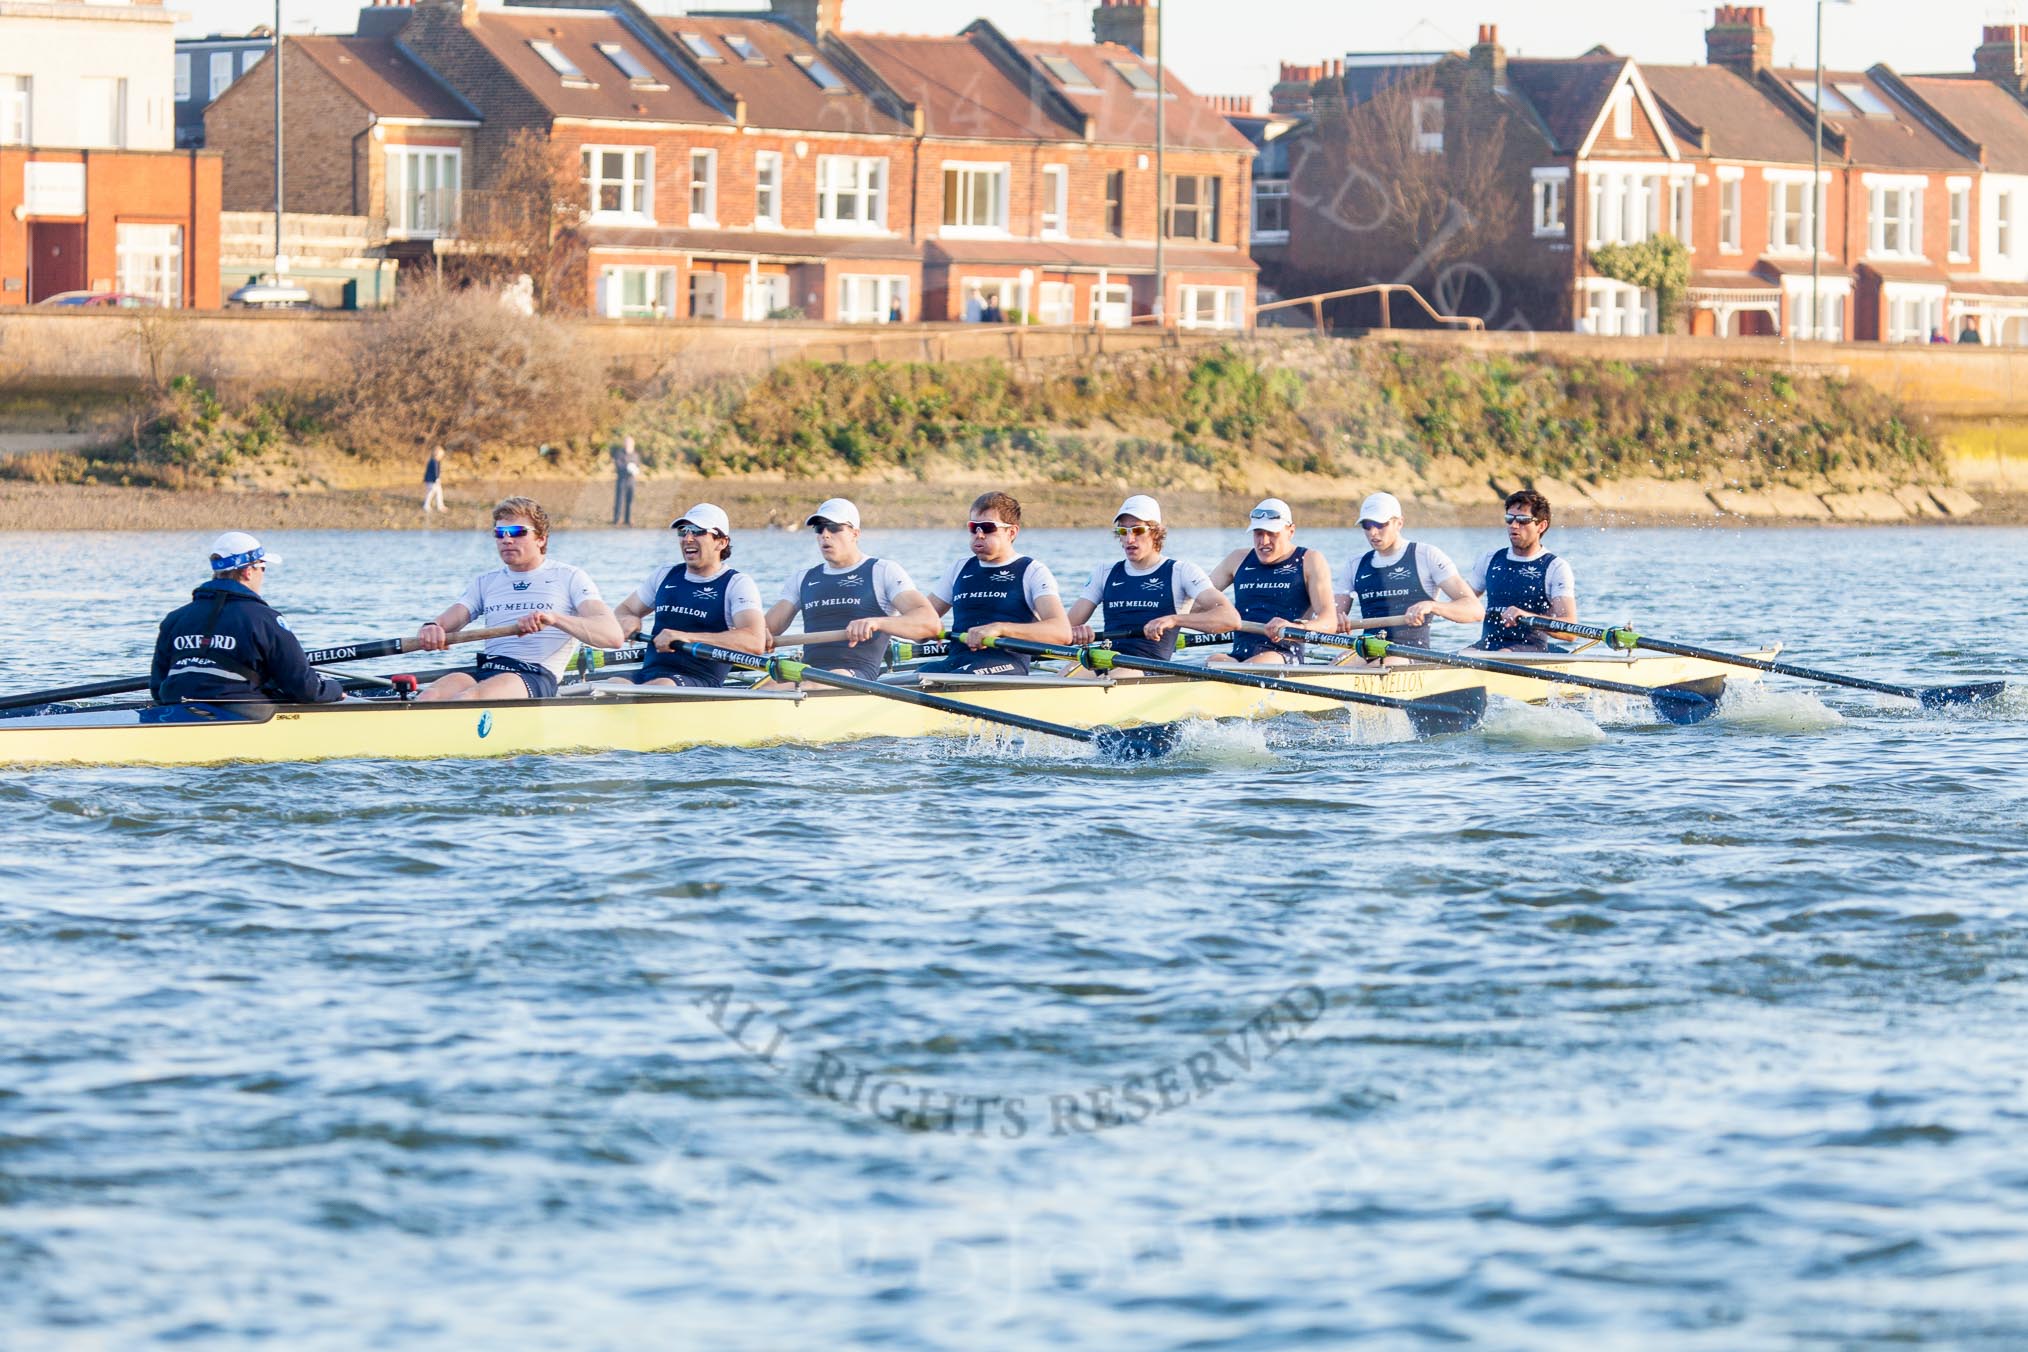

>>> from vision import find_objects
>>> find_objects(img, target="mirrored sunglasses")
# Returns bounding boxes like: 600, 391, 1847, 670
493, 524, 532, 539
1113, 524, 1153, 538
809, 519, 850, 535
967, 520, 1003, 535
1504, 513, 1539, 525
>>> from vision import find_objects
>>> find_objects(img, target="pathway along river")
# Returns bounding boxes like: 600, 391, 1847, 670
2, 524, 2026, 1348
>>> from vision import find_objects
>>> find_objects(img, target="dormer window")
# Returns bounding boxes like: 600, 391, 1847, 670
724, 34, 765, 64
1836, 82, 1894, 119
679, 32, 723, 62
792, 53, 846, 92
597, 43, 665, 89
529, 40, 591, 87
1040, 55, 1097, 92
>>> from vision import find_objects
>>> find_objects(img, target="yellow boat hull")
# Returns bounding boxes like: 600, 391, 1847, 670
0, 649, 1772, 768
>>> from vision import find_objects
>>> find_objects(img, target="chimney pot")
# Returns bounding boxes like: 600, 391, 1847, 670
1707, 4, 1774, 79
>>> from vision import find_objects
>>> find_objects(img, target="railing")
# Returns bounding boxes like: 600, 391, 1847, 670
1255, 284, 1485, 332
383, 187, 462, 241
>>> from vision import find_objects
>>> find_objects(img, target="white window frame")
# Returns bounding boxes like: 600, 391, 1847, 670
941, 161, 1011, 236
1178, 284, 1247, 331
210, 52, 234, 102
816, 154, 886, 233
1997, 190, 2015, 262
1092, 282, 1132, 328
0, 76, 28, 147
1036, 281, 1076, 326
1948, 177, 1971, 262
1763, 168, 1828, 256
582, 145, 654, 224
836, 274, 907, 323
116, 223, 183, 307
175, 54, 191, 103
1780, 278, 1848, 341
1577, 278, 1655, 336
753, 150, 781, 229
688, 270, 725, 320
1413, 96, 1444, 154
385, 146, 461, 239
598, 265, 676, 319
1040, 164, 1069, 238
1252, 177, 1290, 242
1668, 176, 1693, 246
1865, 175, 1925, 260
1882, 281, 1945, 344
688, 148, 717, 227
743, 272, 789, 321
1531, 167, 1568, 238
1164, 172, 1221, 242
1717, 166, 1743, 254
1583, 164, 1690, 247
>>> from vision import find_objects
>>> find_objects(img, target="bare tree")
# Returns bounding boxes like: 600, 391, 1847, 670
1291, 64, 1517, 313
455, 129, 589, 314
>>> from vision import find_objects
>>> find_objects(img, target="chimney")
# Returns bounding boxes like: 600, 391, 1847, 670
770, 0, 843, 39
1093, 0, 1158, 57
1271, 59, 1326, 115
1706, 5, 1773, 79
355, 0, 416, 39
1469, 23, 1506, 92
1311, 59, 1346, 119
1208, 94, 1256, 116
1975, 24, 2028, 90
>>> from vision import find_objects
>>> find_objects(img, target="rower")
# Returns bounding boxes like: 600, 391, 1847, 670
151, 532, 345, 706
1065, 494, 1237, 676
1205, 498, 1335, 665
414, 497, 622, 700
921, 491, 1071, 677
762, 497, 939, 682
1336, 492, 1482, 663
611, 503, 767, 687
1464, 490, 1577, 652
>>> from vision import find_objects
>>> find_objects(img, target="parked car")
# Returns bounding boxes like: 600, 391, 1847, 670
35, 291, 160, 307
228, 280, 315, 310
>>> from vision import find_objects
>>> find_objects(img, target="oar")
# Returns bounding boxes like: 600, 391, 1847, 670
978, 636, 1487, 738
0, 624, 519, 713
890, 629, 1228, 664
1518, 617, 2008, 710
671, 642, 1183, 761
1317, 632, 1722, 726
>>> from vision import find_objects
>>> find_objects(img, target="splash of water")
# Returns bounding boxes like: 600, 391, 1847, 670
1170, 719, 1278, 766
1477, 696, 1608, 747
1717, 682, 1843, 732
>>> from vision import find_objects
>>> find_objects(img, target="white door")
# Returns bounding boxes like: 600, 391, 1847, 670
689, 272, 725, 320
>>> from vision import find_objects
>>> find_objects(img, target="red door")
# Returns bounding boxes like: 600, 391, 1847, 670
28, 222, 87, 302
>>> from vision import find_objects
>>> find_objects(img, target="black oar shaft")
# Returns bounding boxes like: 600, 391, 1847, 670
1522, 618, 1928, 701
892, 629, 1226, 663
1340, 634, 1673, 700
988, 637, 1417, 713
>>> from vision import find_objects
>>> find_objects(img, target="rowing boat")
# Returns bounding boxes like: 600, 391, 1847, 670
0, 646, 1773, 768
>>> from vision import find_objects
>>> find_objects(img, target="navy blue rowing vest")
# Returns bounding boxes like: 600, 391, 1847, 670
798, 559, 887, 679
1353, 542, 1437, 646
1230, 545, 1310, 661
641, 565, 745, 685
1479, 549, 1560, 651
1099, 559, 1177, 661
935, 555, 1038, 675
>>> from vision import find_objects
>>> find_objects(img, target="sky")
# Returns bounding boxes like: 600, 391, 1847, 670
177, 1, 2021, 103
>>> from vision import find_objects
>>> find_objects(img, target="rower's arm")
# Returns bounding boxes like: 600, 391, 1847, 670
611, 593, 652, 642
719, 607, 770, 656
1300, 549, 1337, 628
882, 589, 944, 642
1179, 588, 1239, 634
764, 598, 798, 637
973, 592, 1072, 647
535, 598, 625, 651
418, 603, 473, 652
1065, 598, 1098, 627
1204, 548, 1244, 592
1430, 573, 1487, 625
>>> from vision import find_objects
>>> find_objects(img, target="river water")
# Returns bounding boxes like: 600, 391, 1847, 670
1, 523, 2025, 1349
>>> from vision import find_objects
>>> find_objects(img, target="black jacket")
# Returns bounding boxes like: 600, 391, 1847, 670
151, 580, 345, 705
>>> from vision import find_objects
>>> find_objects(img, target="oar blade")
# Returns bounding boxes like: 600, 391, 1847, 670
1402, 686, 1487, 738
1651, 676, 1726, 726
1090, 721, 1186, 762
1917, 680, 2010, 709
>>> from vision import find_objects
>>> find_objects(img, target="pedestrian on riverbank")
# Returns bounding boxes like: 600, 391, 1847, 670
421, 446, 446, 514
611, 435, 640, 526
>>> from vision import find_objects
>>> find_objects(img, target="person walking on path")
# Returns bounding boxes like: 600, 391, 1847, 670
611, 436, 641, 526
421, 446, 446, 514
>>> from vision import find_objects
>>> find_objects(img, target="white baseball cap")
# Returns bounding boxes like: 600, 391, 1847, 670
207, 530, 281, 571
805, 498, 861, 529
1248, 498, 1294, 530
1359, 492, 1404, 524
1114, 494, 1162, 524
674, 503, 731, 535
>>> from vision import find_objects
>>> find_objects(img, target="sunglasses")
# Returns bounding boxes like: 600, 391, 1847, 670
1113, 523, 1153, 539
674, 524, 723, 539
1504, 513, 1539, 525
493, 524, 532, 539
967, 520, 1005, 536
1359, 519, 1389, 530
809, 519, 850, 535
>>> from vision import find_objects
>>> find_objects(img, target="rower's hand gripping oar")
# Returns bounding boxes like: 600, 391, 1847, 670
671, 643, 1184, 762
890, 628, 1228, 664
0, 623, 520, 714
1519, 617, 2007, 709
978, 636, 1487, 738
1317, 632, 1723, 726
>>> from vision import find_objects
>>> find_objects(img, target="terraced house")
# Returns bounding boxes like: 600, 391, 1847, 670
1276, 7, 2028, 344
203, 0, 1254, 325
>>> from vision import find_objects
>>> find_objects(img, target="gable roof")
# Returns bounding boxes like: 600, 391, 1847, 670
846, 31, 1081, 142
463, 8, 729, 126
1770, 67, 1975, 172
1896, 74, 2028, 174
1642, 63, 1816, 164
294, 36, 477, 122
1504, 55, 1628, 154
1009, 35, 1253, 151
661, 13, 914, 136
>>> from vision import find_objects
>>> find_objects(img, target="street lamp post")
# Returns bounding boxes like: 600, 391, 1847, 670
272, 0, 286, 281
1810, 0, 1854, 343
1154, 0, 1166, 327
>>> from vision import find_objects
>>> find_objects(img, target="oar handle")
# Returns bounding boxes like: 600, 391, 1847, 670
1237, 615, 1414, 644
895, 628, 1228, 663
395, 623, 521, 656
